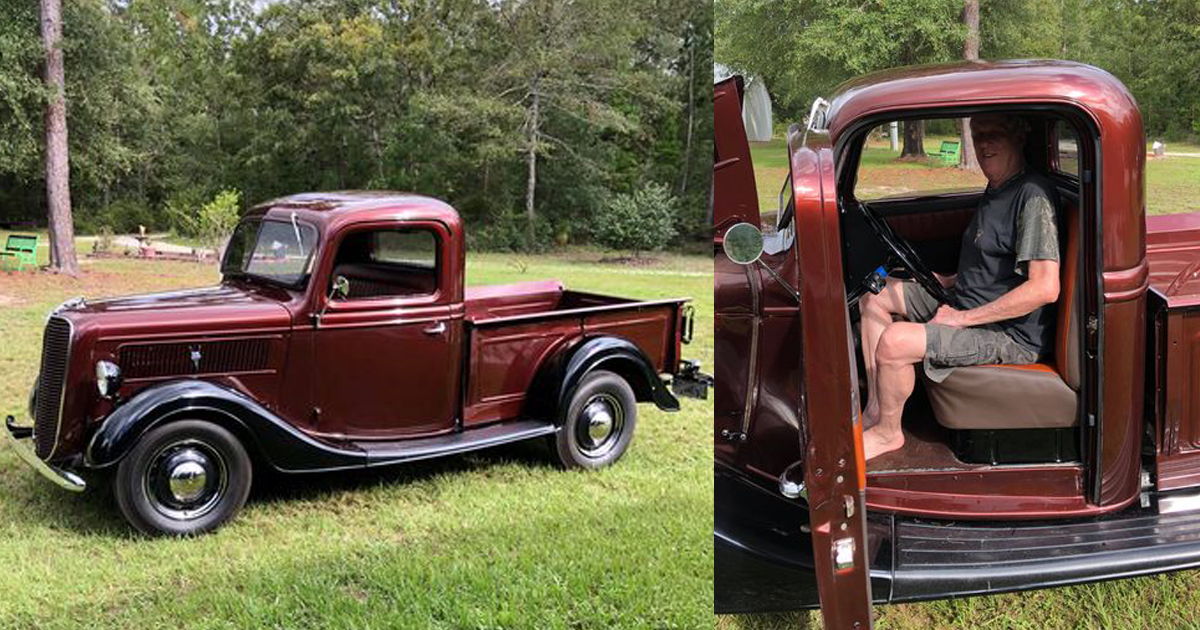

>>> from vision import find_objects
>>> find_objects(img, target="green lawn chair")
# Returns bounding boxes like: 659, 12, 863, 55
0, 234, 38, 271
932, 140, 961, 167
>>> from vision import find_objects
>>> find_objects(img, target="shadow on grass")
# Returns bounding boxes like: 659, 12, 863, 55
248, 438, 556, 505
717, 612, 818, 630
0, 438, 555, 539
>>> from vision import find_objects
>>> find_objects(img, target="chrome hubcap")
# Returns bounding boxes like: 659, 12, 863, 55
168, 455, 209, 503
576, 393, 624, 458
144, 439, 227, 520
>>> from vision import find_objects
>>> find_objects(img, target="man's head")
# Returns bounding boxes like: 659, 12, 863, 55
970, 113, 1029, 186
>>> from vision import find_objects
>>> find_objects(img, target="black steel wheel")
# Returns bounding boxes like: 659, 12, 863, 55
113, 419, 251, 536
551, 370, 637, 469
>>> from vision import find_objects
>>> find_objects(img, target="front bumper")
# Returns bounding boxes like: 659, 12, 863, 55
4, 416, 86, 492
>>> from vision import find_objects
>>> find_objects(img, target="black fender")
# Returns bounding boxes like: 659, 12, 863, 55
530, 336, 680, 422
85, 380, 367, 472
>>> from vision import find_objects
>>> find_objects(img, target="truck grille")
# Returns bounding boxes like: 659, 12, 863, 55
34, 316, 72, 460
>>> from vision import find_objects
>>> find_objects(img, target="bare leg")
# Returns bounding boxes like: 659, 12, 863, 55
863, 322, 926, 460
859, 282, 908, 426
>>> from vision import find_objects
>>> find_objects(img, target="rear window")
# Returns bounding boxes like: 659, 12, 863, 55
1054, 120, 1080, 178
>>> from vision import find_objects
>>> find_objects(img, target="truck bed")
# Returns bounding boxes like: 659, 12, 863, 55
462, 280, 687, 426
1146, 212, 1200, 308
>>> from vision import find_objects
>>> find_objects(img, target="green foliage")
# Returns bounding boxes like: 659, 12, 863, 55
592, 182, 679, 258
196, 189, 242, 252
717, 0, 1200, 142
0, 0, 711, 251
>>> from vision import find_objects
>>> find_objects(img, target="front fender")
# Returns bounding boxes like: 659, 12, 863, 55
85, 380, 366, 472
532, 336, 680, 422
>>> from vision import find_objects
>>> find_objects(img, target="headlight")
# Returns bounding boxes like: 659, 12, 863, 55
95, 361, 122, 398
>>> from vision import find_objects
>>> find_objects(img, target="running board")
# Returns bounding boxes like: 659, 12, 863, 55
891, 506, 1200, 601
353, 419, 558, 467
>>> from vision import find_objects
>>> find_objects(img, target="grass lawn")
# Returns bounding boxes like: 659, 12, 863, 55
0, 248, 714, 629
725, 138, 1200, 629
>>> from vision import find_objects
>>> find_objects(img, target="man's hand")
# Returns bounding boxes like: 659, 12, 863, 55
929, 304, 969, 327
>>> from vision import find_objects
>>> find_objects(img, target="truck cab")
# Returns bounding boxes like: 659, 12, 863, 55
8, 191, 708, 536
715, 61, 1200, 625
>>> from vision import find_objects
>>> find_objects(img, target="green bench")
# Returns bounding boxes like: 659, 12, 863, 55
932, 140, 961, 167
0, 234, 38, 271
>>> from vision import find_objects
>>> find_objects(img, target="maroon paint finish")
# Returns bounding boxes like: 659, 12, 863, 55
787, 131, 874, 629
39, 191, 690, 464
714, 76, 760, 231
717, 61, 1163, 528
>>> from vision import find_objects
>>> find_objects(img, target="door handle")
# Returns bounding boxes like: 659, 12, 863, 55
423, 321, 447, 335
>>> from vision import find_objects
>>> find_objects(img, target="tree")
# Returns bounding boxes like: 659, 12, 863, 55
593, 182, 678, 259
960, 0, 980, 171
492, 0, 646, 251
40, 0, 78, 275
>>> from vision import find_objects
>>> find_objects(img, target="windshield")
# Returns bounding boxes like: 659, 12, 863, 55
221, 218, 318, 287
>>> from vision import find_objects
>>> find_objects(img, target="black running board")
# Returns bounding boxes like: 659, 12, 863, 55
891, 506, 1200, 602
353, 419, 558, 467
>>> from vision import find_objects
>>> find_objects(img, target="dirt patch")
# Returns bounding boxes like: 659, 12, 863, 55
596, 255, 662, 266
0, 294, 23, 306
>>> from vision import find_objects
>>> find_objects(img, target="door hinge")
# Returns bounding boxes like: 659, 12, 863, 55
720, 429, 747, 442
1086, 315, 1099, 334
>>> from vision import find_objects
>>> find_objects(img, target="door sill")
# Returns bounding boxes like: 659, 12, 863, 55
353, 418, 557, 466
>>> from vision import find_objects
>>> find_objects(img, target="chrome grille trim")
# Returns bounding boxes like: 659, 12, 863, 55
34, 316, 73, 460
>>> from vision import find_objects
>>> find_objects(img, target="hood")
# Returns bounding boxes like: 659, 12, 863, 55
58, 284, 294, 339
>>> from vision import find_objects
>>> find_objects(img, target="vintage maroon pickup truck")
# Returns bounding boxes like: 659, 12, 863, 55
5, 191, 708, 535
715, 61, 1200, 626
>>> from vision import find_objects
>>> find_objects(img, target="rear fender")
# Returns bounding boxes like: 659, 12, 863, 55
85, 380, 365, 472
531, 336, 680, 423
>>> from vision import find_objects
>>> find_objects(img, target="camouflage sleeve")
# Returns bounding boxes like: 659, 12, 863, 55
1014, 189, 1059, 277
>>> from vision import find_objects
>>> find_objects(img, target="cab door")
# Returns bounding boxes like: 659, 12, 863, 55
787, 125, 875, 629
314, 221, 463, 439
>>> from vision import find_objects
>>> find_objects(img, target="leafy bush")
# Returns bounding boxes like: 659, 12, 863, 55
164, 187, 211, 238
592, 182, 678, 258
470, 208, 557, 253
196, 189, 242, 254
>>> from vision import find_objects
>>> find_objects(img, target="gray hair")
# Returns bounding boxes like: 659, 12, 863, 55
970, 113, 1030, 144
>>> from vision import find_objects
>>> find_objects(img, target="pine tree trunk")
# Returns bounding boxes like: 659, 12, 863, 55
900, 120, 925, 158
679, 41, 695, 195
40, 0, 78, 276
525, 84, 540, 252
960, 0, 981, 172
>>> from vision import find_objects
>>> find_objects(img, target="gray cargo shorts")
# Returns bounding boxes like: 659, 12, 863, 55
900, 280, 1039, 383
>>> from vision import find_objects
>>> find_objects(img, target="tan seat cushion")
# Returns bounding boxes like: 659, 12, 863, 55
924, 363, 1078, 429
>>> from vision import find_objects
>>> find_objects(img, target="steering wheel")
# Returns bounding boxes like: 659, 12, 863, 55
856, 202, 950, 305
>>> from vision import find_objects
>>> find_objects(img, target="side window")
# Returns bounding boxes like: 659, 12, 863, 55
1054, 121, 1080, 178
331, 227, 440, 300
854, 118, 988, 201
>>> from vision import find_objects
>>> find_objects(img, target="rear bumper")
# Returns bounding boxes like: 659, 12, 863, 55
4, 415, 86, 492
672, 359, 713, 400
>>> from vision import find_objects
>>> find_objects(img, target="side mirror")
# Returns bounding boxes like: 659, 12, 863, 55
332, 275, 350, 300
722, 222, 765, 265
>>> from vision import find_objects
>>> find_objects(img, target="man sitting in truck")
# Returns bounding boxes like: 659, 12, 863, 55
859, 113, 1062, 460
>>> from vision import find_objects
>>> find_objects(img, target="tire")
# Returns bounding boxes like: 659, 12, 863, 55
551, 370, 637, 469
113, 419, 252, 536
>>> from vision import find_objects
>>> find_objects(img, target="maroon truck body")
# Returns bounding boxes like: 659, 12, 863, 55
8, 192, 706, 535
715, 61, 1200, 625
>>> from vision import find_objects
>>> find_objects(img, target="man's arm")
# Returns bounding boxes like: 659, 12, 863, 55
931, 259, 1058, 327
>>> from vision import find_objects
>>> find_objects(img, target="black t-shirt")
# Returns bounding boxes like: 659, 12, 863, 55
953, 170, 1061, 355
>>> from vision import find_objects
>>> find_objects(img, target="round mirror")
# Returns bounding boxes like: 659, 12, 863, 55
723, 222, 765, 265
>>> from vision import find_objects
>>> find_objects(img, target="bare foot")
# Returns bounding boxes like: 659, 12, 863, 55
862, 426, 905, 460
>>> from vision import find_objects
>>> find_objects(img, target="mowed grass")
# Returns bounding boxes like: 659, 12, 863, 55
0, 247, 714, 629
723, 138, 1200, 629
751, 135, 1200, 215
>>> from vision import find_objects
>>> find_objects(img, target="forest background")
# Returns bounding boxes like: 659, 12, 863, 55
716, 0, 1200, 144
0, 0, 713, 253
